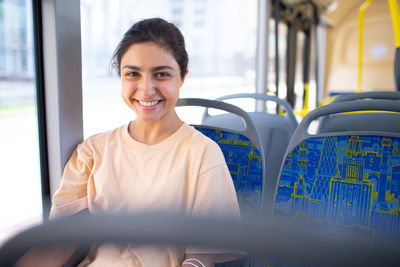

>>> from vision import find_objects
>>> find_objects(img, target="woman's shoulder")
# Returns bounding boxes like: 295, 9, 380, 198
78, 124, 128, 150
182, 124, 223, 153
181, 124, 227, 172
182, 124, 214, 144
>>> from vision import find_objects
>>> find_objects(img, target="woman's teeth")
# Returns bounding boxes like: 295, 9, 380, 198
139, 100, 159, 107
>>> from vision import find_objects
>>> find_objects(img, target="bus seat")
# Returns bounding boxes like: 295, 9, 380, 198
318, 91, 400, 133
200, 93, 298, 215
177, 98, 266, 218
177, 98, 267, 267
271, 99, 400, 266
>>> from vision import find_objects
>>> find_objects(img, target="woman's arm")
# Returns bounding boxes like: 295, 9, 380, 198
14, 210, 90, 267
14, 246, 76, 267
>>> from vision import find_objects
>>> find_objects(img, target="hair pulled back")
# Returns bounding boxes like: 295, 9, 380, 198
112, 18, 188, 79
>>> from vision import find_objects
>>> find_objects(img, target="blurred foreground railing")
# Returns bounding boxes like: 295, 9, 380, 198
1, 213, 399, 267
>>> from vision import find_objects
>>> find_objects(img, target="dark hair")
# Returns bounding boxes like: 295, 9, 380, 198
112, 18, 188, 79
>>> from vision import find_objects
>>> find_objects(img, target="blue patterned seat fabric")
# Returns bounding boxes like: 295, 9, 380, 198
274, 135, 400, 241
196, 126, 263, 218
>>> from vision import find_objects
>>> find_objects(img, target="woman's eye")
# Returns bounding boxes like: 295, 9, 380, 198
126, 72, 139, 77
155, 72, 171, 79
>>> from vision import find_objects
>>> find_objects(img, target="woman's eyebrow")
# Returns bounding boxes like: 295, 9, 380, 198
122, 65, 141, 71
121, 65, 174, 72
152, 66, 175, 72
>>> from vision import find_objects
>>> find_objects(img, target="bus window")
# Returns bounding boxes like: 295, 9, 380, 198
0, 0, 42, 244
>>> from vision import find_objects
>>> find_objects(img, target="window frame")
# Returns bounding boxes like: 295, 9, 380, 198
35, 0, 83, 219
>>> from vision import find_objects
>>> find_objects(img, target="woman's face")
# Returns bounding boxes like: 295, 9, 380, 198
120, 42, 186, 124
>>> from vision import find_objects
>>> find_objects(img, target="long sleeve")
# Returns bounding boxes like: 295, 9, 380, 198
185, 142, 241, 255
49, 142, 93, 219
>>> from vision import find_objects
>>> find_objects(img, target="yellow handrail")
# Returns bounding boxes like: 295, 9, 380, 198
294, 83, 310, 118
388, 0, 400, 48
358, 0, 374, 93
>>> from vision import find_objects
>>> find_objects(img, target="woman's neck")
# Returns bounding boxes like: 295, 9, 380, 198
128, 115, 183, 145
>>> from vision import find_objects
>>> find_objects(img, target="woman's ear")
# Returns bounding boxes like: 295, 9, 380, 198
181, 69, 189, 83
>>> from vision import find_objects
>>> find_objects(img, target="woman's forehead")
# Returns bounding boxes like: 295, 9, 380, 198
121, 42, 177, 67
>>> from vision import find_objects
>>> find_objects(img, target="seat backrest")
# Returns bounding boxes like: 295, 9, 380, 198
274, 99, 400, 244
318, 91, 400, 133
200, 93, 298, 214
177, 98, 267, 218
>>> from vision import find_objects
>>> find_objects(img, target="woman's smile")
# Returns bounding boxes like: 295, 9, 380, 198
135, 99, 163, 111
138, 100, 161, 107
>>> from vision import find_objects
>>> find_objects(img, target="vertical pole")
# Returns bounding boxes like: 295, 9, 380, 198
286, 21, 297, 107
274, 0, 280, 97
255, 0, 270, 111
316, 24, 327, 104
302, 27, 311, 110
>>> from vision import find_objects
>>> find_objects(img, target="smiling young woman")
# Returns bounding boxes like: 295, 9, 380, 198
16, 18, 242, 267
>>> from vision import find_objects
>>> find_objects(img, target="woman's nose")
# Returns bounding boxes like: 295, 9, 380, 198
139, 75, 155, 97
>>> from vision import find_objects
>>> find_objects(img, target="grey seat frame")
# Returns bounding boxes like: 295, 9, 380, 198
287, 99, 400, 151
318, 91, 400, 133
